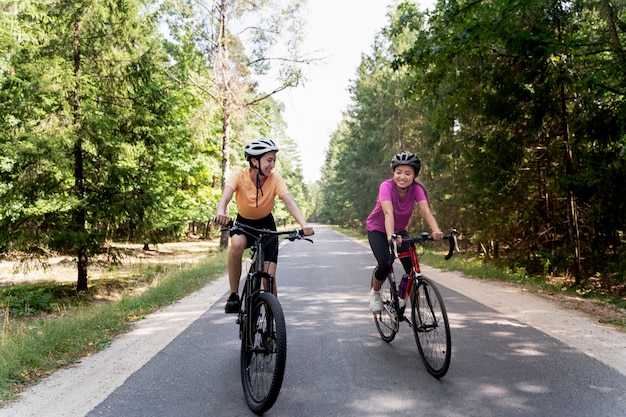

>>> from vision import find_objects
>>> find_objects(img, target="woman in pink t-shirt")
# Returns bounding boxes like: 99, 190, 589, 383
366, 152, 443, 313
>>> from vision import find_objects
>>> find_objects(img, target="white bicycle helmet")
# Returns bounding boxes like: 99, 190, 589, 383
391, 151, 421, 176
244, 137, 279, 160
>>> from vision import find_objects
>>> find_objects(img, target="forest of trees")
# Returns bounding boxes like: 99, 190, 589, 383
0, 0, 313, 290
1, 0, 625, 294
314, 0, 625, 289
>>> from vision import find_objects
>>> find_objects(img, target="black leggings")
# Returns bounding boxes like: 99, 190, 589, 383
368, 230, 412, 281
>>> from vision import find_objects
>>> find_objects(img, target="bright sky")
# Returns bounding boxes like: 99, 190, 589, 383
273, 0, 435, 183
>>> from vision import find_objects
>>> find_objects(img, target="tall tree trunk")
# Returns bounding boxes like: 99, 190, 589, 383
72, 18, 89, 292
218, 0, 231, 249
555, 2, 582, 285
560, 84, 582, 285
75, 212, 88, 292
600, 0, 625, 63
219, 102, 231, 249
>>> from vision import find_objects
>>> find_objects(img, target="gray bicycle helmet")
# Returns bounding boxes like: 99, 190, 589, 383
391, 151, 421, 176
244, 137, 279, 160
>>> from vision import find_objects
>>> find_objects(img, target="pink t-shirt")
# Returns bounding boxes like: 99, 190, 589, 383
366, 179, 427, 233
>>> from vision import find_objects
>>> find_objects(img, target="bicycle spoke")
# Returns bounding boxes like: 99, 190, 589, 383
411, 277, 451, 378
241, 293, 286, 413
373, 274, 399, 343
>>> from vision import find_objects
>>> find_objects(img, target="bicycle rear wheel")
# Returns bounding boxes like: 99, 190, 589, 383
240, 292, 287, 414
410, 276, 451, 378
372, 273, 399, 343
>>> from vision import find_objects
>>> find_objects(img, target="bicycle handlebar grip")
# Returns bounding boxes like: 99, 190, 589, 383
211, 216, 234, 232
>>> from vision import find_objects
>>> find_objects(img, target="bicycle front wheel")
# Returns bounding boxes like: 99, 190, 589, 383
410, 276, 451, 378
240, 292, 287, 414
372, 273, 399, 343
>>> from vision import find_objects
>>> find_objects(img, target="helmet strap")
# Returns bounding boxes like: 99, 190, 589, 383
252, 156, 267, 177
253, 165, 265, 208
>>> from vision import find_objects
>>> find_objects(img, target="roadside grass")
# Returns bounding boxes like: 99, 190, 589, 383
0, 249, 228, 405
421, 250, 626, 320
331, 225, 626, 330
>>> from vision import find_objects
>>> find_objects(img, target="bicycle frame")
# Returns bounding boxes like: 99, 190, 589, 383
241, 230, 278, 343
386, 244, 422, 327
393, 245, 418, 322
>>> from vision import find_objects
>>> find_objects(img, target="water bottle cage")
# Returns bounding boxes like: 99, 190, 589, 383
398, 274, 410, 299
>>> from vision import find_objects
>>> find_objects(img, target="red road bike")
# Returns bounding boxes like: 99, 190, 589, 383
372, 230, 459, 378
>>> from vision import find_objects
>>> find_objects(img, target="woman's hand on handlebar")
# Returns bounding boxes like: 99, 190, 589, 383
301, 225, 315, 236
387, 234, 401, 266
214, 213, 230, 226
432, 230, 444, 241
389, 234, 402, 247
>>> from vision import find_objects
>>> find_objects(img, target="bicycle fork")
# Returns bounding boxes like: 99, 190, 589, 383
240, 295, 277, 357
409, 275, 440, 333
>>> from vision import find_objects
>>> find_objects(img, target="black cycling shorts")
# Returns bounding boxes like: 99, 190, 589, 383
232, 213, 279, 263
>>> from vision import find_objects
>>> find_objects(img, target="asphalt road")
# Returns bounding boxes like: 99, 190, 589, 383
2, 225, 626, 417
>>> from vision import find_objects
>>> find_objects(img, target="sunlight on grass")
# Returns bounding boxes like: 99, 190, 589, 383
0, 249, 228, 404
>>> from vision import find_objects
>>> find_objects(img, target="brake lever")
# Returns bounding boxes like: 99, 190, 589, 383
287, 230, 314, 243
387, 236, 399, 267
297, 229, 314, 243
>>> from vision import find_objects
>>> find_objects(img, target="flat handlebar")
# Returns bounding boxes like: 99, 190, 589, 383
391, 228, 460, 260
212, 218, 313, 242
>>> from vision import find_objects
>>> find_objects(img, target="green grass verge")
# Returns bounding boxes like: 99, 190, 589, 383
0, 250, 228, 405
421, 250, 626, 310
330, 224, 625, 329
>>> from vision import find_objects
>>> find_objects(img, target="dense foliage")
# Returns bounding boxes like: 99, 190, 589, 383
0, 0, 312, 290
313, 0, 626, 288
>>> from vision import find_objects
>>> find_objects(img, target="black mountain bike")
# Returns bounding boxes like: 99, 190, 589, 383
372, 229, 459, 378
219, 220, 312, 414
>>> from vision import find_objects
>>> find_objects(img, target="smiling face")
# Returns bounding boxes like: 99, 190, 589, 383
252, 151, 277, 175
392, 165, 416, 189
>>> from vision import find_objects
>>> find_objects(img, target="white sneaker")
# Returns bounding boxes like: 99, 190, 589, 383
369, 290, 382, 312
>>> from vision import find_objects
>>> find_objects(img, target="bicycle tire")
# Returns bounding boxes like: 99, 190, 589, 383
240, 292, 287, 414
372, 273, 399, 343
410, 276, 451, 378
